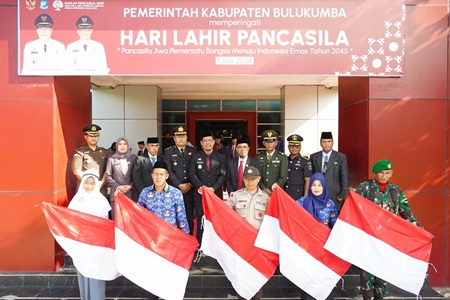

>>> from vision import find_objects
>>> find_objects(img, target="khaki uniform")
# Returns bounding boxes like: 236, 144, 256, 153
72, 145, 109, 195
226, 188, 269, 230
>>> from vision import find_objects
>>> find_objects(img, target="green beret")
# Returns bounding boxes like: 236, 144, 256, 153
372, 159, 392, 173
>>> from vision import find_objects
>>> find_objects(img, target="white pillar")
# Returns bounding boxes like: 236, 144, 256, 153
282, 85, 338, 157
92, 85, 162, 153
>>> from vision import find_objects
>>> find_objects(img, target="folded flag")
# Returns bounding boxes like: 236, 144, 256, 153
114, 193, 198, 300
200, 187, 279, 300
254, 187, 350, 300
324, 190, 434, 295
41, 202, 119, 280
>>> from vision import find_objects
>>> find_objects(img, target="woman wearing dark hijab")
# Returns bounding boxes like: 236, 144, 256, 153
105, 137, 136, 218
296, 172, 338, 228
296, 172, 338, 300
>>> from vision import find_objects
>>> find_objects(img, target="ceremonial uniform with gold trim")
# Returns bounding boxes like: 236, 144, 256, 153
137, 183, 189, 234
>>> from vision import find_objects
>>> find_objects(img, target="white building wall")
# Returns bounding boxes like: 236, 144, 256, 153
92, 85, 162, 153
282, 85, 338, 157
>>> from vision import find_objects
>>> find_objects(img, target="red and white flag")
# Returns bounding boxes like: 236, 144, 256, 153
254, 188, 350, 300
324, 190, 434, 295
200, 187, 279, 300
114, 193, 198, 300
41, 202, 119, 280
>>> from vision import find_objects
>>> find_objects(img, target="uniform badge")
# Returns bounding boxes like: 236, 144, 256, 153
147, 192, 154, 199
164, 211, 170, 216
166, 192, 172, 197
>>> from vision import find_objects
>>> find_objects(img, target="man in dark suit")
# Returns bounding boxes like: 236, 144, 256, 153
132, 137, 163, 200
310, 131, 349, 211
189, 131, 227, 244
136, 141, 147, 156
226, 136, 261, 194
164, 125, 197, 235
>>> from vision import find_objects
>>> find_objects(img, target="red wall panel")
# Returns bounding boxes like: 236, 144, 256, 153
368, 100, 446, 191
406, 192, 447, 285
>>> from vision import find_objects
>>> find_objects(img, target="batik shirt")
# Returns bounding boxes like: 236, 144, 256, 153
355, 180, 419, 225
296, 197, 338, 228
138, 184, 190, 233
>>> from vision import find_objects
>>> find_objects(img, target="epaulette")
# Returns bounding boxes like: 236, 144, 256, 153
278, 151, 286, 156
76, 146, 85, 151
165, 145, 176, 151
302, 155, 310, 160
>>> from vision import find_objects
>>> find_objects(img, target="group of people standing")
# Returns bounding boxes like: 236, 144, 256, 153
69, 123, 421, 300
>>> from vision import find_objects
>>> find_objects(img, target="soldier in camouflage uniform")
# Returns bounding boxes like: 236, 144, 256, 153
355, 159, 421, 300
256, 130, 288, 196
285, 134, 312, 200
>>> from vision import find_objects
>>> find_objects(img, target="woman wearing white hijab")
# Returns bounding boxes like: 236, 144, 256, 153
68, 168, 111, 300
105, 137, 137, 218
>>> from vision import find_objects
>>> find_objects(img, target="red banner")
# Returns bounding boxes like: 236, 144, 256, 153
18, 0, 404, 76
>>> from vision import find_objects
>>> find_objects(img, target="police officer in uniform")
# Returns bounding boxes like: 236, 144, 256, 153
285, 134, 312, 200
22, 14, 65, 75
256, 130, 288, 196
65, 15, 108, 74
72, 124, 109, 196
226, 166, 269, 300
164, 125, 197, 235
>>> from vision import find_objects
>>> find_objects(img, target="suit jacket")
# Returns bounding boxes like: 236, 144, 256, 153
105, 155, 137, 202
132, 153, 164, 200
164, 145, 197, 187
310, 150, 349, 210
189, 150, 227, 199
226, 156, 261, 193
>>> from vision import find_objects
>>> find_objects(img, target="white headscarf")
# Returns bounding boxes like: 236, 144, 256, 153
68, 168, 111, 219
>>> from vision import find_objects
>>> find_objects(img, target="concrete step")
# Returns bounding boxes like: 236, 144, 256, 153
0, 256, 443, 299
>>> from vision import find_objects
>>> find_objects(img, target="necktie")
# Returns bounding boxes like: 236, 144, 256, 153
323, 156, 328, 174
206, 155, 211, 171
180, 148, 185, 157
44, 44, 47, 53
151, 157, 156, 167
237, 160, 244, 190
267, 154, 272, 162
83, 44, 87, 51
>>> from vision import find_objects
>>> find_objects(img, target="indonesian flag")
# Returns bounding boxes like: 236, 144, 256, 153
41, 202, 119, 280
114, 193, 198, 300
324, 190, 434, 295
200, 187, 279, 300
254, 188, 351, 300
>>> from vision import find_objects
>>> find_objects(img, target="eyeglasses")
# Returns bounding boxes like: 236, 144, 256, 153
202, 139, 214, 143
289, 145, 301, 148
